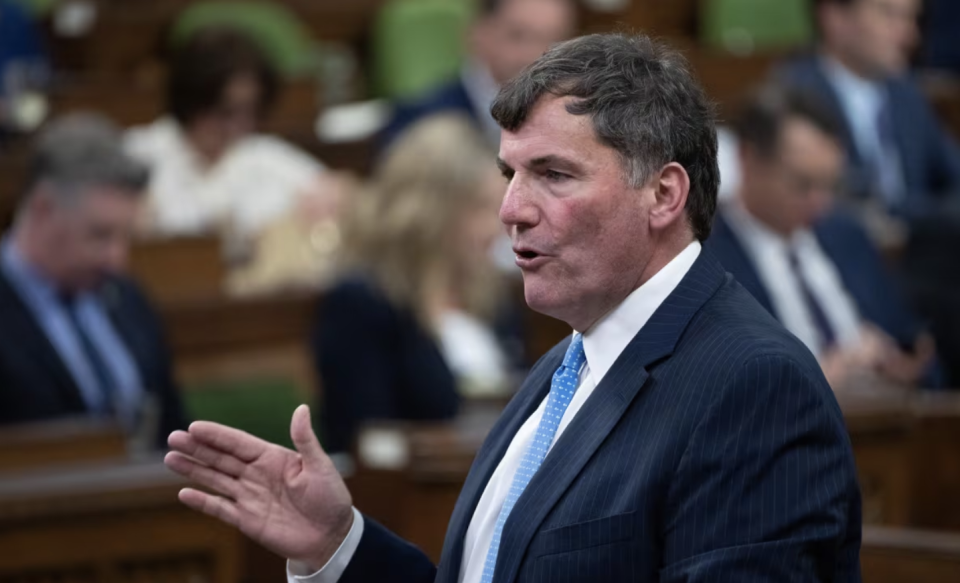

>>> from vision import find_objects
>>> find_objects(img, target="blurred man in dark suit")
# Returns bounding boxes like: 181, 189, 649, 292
777, 0, 960, 216
381, 0, 577, 149
0, 113, 186, 446
707, 84, 938, 389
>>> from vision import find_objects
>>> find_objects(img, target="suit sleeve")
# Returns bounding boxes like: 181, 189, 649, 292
660, 354, 862, 582
338, 516, 437, 583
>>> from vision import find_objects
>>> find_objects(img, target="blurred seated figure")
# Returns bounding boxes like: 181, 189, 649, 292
381, 0, 576, 149
777, 0, 960, 217
315, 115, 510, 458
920, 0, 960, 74
0, 113, 186, 446
124, 27, 335, 242
706, 84, 938, 389
0, 0, 50, 138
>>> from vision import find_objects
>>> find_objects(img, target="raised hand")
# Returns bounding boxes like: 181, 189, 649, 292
164, 405, 353, 570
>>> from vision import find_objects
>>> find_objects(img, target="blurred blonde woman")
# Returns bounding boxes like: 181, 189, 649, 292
313, 114, 510, 456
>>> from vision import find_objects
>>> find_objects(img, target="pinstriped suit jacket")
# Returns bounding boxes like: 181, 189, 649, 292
339, 251, 862, 582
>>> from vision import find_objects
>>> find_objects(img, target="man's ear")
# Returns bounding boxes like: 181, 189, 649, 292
23, 185, 57, 220
648, 162, 690, 232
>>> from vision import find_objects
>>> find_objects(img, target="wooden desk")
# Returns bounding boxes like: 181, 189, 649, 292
0, 418, 126, 474
129, 236, 225, 304
0, 458, 242, 583
839, 390, 916, 526
862, 525, 960, 582
348, 403, 502, 562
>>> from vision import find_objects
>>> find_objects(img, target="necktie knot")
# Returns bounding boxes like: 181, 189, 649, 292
561, 333, 586, 372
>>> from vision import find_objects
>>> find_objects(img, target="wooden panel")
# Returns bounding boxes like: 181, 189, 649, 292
129, 236, 225, 304
0, 418, 126, 473
862, 526, 960, 583
908, 392, 960, 531
0, 459, 242, 583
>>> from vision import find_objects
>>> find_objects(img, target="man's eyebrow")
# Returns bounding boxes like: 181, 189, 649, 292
528, 155, 582, 172
496, 157, 513, 176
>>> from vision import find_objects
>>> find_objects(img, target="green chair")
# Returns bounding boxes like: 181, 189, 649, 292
371, 0, 473, 100
171, 1, 318, 78
184, 378, 311, 450
701, 0, 814, 54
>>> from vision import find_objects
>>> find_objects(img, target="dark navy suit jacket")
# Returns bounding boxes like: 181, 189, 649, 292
777, 55, 960, 216
380, 78, 481, 151
707, 208, 922, 353
0, 271, 187, 446
337, 251, 862, 582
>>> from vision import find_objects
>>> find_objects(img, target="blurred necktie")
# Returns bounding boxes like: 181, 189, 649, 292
787, 248, 836, 351
61, 297, 117, 415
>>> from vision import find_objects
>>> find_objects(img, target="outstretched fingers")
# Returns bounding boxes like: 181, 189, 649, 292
168, 430, 247, 478
165, 451, 242, 499
187, 421, 269, 464
178, 487, 242, 527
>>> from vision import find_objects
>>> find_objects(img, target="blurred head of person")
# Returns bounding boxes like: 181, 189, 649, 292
469, 0, 578, 86
734, 84, 847, 236
166, 26, 279, 165
340, 114, 505, 326
13, 113, 150, 293
816, 0, 921, 78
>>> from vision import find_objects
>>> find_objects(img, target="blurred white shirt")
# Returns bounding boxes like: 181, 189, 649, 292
721, 202, 863, 356
124, 117, 325, 238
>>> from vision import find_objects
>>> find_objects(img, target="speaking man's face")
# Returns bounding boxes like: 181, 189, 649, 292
498, 96, 654, 330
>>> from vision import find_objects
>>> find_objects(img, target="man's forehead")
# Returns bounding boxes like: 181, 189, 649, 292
498, 96, 598, 165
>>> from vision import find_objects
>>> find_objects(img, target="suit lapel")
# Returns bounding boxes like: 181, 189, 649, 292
492, 252, 727, 583
435, 345, 563, 583
711, 210, 776, 316
0, 270, 86, 411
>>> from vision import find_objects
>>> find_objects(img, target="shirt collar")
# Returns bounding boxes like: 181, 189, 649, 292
1, 235, 59, 303
821, 55, 885, 111
723, 200, 820, 257
577, 240, 702, 386
459, 59, 502, 145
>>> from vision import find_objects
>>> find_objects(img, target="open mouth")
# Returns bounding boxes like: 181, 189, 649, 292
517, 250, 539, 260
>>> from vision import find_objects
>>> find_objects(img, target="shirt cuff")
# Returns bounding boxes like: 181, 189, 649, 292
287, 507, 364, 583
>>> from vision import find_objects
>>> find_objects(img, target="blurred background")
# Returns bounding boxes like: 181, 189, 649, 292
0, 0, 959, 581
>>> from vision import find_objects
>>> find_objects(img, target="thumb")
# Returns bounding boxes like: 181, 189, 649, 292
290, 404, 326, 469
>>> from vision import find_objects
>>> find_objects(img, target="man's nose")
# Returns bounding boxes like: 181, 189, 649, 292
499, 177, 540, 229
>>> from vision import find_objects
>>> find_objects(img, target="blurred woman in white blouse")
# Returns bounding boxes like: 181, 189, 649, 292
124, 27, 333, 241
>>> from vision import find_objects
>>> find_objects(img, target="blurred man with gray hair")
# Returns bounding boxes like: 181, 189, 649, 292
0, 113, 186, 446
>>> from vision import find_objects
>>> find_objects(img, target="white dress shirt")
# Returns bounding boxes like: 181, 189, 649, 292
722, 203, 862, 356
821, 56, 905, 204
288, 241, 702, 583
124, 117, 325, 238
459, 59, 502, 147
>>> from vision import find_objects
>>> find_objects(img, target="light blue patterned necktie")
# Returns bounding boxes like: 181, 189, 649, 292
480, 334, 587, 583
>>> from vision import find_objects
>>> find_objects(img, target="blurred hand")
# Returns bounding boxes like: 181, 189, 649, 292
165, 405, 353, 571
877, 332, 936, 386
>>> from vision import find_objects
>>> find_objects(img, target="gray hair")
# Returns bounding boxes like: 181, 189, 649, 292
491, 33, 720, 241
26, 112, 149, 203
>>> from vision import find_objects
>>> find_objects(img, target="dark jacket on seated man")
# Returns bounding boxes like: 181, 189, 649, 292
710, 208, 921, 350
380, 78, 487, 152
777, 55, 960, 215
312, 276, 460, 455
0, 112, 187, 446
0, 251, 186, 443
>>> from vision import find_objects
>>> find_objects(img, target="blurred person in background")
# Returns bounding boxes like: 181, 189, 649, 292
315, 114, 511, 460
381, 0, 577, 149
707, 84, 938, 389
124, 26, 337, 242
777, 0, 960, 217
0, 0, 50, 138
0, 113, 186, 446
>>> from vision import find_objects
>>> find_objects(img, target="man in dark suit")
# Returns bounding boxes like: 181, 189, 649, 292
707, 84, 936, 389
166, 34, 861, 582
776, 0, 960, 217
0, 113, 186, 446
380, 0, 576, 149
